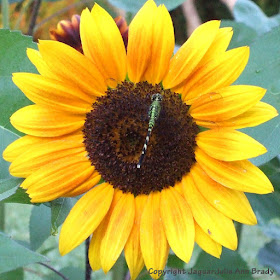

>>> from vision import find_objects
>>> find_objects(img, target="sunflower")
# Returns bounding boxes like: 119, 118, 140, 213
3, 0, 278, 279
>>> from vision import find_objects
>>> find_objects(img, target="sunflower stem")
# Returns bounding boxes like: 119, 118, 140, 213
235, 222, 243, 250
14, 0, 33, 30
85, 237, 91, 280
0, 202, 5, 232
27, 0, 42, 36
1, 0, 10, 29
112, 254, 126, 280
38, 262, 69, 280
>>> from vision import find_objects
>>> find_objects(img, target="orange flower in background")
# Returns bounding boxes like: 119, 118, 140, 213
3, 0, 278, 279
50, 14, 128, 52
50, 14, 83, 53
114, 15, 128, 49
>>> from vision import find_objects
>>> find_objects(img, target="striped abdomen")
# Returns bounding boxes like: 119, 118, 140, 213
137, 93, 162, 168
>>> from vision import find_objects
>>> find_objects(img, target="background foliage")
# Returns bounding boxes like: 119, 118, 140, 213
1, 0, 280, 279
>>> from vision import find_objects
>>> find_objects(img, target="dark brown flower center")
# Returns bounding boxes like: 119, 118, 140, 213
83, 81, 199, 196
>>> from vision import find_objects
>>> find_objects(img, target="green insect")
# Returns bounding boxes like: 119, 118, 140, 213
137, 93, 163, 169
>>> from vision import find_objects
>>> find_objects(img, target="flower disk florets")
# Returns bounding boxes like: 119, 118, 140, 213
83, 81, 199, 195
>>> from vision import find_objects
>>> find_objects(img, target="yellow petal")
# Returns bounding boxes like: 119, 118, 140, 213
182, 46, 249, 103
100, 191, 135, 273
26, 48, 56, 79
59, 183, 114, 255
3, 133, 82, 162
89, 190, 123, 271
192, 164, 257, 225
196, 101, 278, 129
173, 180, 184, 196
88, 219, 107, 271
182, 174, 237, 250
190, 85, 266, 121
197, 27, 233, 67
65, 172, 102, 197
127, 0, 157, 83
9, 134, 85, 177
124, 195, 147, 280
3, 135, 42, 162
160, 187, 195, 263
195, 148, 274, 194
11, 105, 84, 137
196, 129, 267, 161
144, 4, 174, 84
140, 191, 169, 280
22, 155, 94, 202
163, 20, 220, 89
38, 40, 106, 97
80, 5, 126, 87
169, 27, 233, 95
13, 73, 93, 114
194, 222, 222, 258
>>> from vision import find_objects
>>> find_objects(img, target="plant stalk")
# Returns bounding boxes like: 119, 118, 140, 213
27, 0, 42, 36
1, 0, 10, 29
0, 202, 5, 232
38, 262, 69, 280
235, 222, 243, 250
85, 237, 91, 280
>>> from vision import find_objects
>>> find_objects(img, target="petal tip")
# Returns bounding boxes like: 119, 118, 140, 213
81, 7, 90, 16
257, 178, 274, 194
91, 2, 103, 14
58, 240, 69, 256
2, 146, 12, 162
250, 216, 258, 225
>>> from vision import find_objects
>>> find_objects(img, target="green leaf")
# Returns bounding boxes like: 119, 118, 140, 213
186, 249, 253, 280
0, 268, 24, 280
258, 157, 280, 195
107, 0, 187, 13
0, 177, 22, 202
39, 245, 57, 255
165, 250, 254, 279
167, 254, 185, 269
42, 266, 85, 280
29, 204, 51, 250
247, 155, 280, 238
247, 191, 280, 223
2, 187, 31, 204
50, 197, 76, 234
259, 159, 280, 196
221, 21, 258, 48
258, 240, 280, 275
269, 172, 280, 193
248, 158, 280, 239
235, 26, 280, 166
259, 157, 280, 178
0, 232, 47, 273
0, 30, 37, 134
233, 0, 280, 35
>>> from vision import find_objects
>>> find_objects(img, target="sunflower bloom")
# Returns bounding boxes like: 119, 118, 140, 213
3, 0, 278, 279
